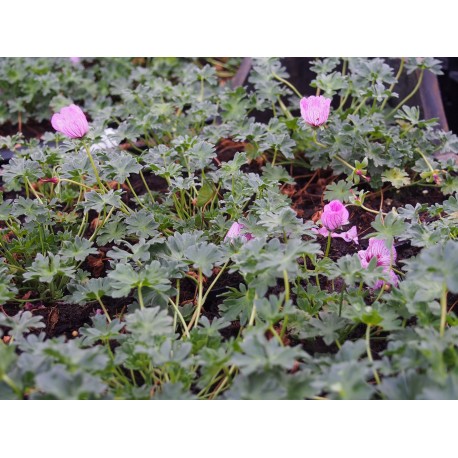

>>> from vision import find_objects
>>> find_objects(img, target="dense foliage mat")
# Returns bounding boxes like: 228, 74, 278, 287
1, 57, 458, 399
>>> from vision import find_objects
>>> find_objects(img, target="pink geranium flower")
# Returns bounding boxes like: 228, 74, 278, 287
51, 104, 89, 139
313, 200, 358, 245
321, 200, 349, 231
69, 57, 81, 64
224, 222, 254, 242
300, 95, 331, 127
358, 238, 398, 288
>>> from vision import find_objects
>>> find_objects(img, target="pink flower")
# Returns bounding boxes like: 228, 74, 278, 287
51, 104, 89, 139
224, 222, 254, 242
321, 200, 349, 231
69, 57, 81, 64
332, 226, 359, 244
300, 95, 331, 127
358, 238, 398, 288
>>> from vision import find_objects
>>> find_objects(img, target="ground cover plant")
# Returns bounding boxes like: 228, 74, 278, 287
1, 57, 458, 400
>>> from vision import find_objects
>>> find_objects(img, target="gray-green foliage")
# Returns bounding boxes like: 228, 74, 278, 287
1, 57, 458, 400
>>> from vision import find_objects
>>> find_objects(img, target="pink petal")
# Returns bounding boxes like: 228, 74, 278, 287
224, 222, 244, 241
300, 95, 331, 127
321, 200, 349, 230
312, 226, 331, 237
51, 104, 89, 139
332, 226, 358, 244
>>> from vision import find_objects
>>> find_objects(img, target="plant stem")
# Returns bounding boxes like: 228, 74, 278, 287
280, 269, 290, 338
341, 58, 347, 77
324, 232, 332, 258
373, 286, 385, 303
24, 176, 44, 204
76, 212, 89, 238
248, 304, 257, 327
139, 170, 155, 204
96, 295, 111, 323
338, 87, 352, 111
440, 283, 448, 337
338, 286, 345, 317
415, 148, 435, 173
332, 153, 355, 172
269, 325, 284, 346
201, 260, 229, 304
60, 178, 94, 190
277, 97, 294, 119
272, 148, 278, 166
210, 365, 236, 399
137, 284, 145, 310
2, 374, 22, 398
353, 97, 368, 116
125, 177, 147, 209
187, 268, 204, 331
348, 203, 387, 216
89, 205, 116, 243
272, 72, 302, 98
172, 279, 180, 330
387, 68, 424, 118
83, 142, 107, 193
366, 325, 381, 385
381, 57, 405, 110
325, 150, 372, 184
168, 297, 190, 339
312, 129, 327, 148
200, 77, 204, 101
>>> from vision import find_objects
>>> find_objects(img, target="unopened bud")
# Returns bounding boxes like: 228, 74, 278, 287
38, 177, 59, 184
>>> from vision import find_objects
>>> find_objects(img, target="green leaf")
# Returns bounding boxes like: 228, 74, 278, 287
219, 284, 256, 326
370, 212, 407, 247
184, 242, 225, 277
80, 189, 124, 214
125, 209, 159, 238
107, 261, 171, 298
125, 307, 174, 341
103, 151, 142, 182
381, 168, 411, 189
231, 331, 304, 376
23, 253, 75, 284
34, 365, 106, 400
60, 236, 98, 262
305, 312, 349, 346
324, 180, 354, 203
196, 180, 216, 208
0, 311, 45, 340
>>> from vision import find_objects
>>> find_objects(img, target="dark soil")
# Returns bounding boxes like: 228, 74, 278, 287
0, 119, 52, 139
1, 297, 130, 339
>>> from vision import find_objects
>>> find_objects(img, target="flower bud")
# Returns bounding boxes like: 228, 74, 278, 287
320, 200, 349, 231
38, 177, 59, 184
224, 222, 254, 242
